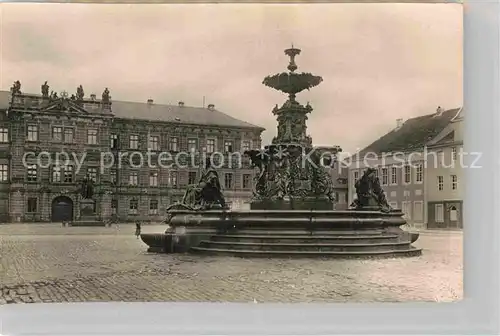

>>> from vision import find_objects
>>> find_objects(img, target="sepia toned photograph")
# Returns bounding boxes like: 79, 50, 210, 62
0, 3, 462, 304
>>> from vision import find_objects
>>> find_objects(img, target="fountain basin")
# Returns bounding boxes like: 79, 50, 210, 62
140, 209, 421, 258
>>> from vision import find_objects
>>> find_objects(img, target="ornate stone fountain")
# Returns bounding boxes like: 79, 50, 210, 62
140, 47, 421, 258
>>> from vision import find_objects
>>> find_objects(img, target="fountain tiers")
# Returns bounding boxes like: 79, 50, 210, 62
140, 46, 421, 258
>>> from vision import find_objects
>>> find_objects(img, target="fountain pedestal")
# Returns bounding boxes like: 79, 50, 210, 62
250, 197, 334, 210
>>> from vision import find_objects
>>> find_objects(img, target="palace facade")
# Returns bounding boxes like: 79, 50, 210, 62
0, 83, 264, 223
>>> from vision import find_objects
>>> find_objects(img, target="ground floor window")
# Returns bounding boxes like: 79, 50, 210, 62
27, 197, 37, 213
149, 200, 158, 215
129, 199, 138, 215
435, 204, 444, 223
413, 201, 423, 222
111, 199, 117, 215
402, 201, 412, 220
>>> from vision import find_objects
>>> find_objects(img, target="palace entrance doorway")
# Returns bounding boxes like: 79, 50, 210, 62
51, 196, 74, 222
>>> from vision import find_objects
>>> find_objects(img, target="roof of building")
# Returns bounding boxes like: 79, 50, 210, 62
0, 90, 264, 130
357, 107, 461, 156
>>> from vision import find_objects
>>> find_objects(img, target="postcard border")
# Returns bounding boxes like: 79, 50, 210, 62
0, 1, 498, 335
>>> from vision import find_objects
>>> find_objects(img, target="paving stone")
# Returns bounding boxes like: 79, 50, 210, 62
0, 224, 463, 303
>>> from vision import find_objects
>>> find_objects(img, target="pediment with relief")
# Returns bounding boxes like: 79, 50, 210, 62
40, 98, 89, 114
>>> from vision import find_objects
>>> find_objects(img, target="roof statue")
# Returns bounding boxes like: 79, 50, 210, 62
102, 88, 110, 103
76, 85, 85, 100
10, 81, 21, 95
41, 81, 49, 98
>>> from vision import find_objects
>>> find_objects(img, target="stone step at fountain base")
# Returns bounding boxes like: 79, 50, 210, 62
210, 234, 401, 244
190, 246, 422, 259
70, 221, 106, 227
198, 240, 412, 252
227, 229, 388, 236
190, 229, 422, 258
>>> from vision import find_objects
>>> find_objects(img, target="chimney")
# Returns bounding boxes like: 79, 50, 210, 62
436, 106, 444, 116
396, 118, 403, 129
207, 104, 215, 111
147, 99, 154, 105
90, 94, 96, 101
178, 101, 185, 107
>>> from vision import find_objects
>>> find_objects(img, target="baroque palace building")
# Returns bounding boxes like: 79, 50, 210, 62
0, 82, 264, 223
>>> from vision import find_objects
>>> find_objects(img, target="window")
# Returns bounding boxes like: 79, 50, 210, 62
27, 125, 38, 142
451, 147, 457, 161
110, 170, 117, 184
0, 164, 8, 181
390, 166, 398, 185
27, 164, 37, 182
404, 165, 411, 184
148, 135, 159, 151
52, 127, 62, 142
413, 202, 423, 222
389, 201, 398, 209
206, 139, 215, 153
188, 172, 197, 185
27, 197, 37, 213
149, 200, 159, 215
129, 199, 138, 215
169, 137, 178, 151
435, 204, 444, 223
0, 128, 8, 143
381, 168, 388, 185
224, 141, 233, 153
129, 134, 139, 149
449, 206, 458, 221
224, 173, 233, 189
352, 171, 359, 185
63, 166, 73, 183
149, 172, 158, 186
415, 164, 423, 183
87, 129, 98, 145
187, 138, 198, 152
111, 199, 117, 215
129, 171, 138, 186
169, 171, 178, 187
373, 168, 379, 178
437, 151, 444, 166
242, 174, 251, 189
52, 166, 61, 182
437, 176, 444, 191
110, 134, 119, 149
87, 168, 98, 182
64, 128, 74, 143
402, 201, 412, 220
451, 175, 458, 190
241, 140, 250, 152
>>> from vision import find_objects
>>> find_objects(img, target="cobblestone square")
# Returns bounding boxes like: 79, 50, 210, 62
0, 224, 462, 304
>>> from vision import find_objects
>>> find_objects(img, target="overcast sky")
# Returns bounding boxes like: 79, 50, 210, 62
0, 3, 462, 153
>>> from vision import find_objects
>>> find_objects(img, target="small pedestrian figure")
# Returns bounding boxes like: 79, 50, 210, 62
135, 221, 141, 239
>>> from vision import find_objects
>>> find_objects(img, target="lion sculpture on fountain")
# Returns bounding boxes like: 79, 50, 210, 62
164, 158, 227, 224
349, 167, 392, 213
